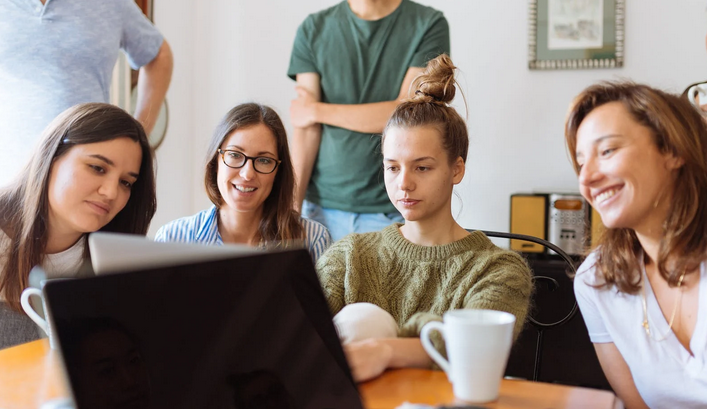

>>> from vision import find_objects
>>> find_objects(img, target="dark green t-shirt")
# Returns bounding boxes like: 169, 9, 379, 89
288, 0, 450, 213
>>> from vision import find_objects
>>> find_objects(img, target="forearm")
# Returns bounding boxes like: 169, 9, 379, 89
134, 41, 173, 134
383, 338, 432, 369
291, 125, 321, 211
314, 100, 399, 134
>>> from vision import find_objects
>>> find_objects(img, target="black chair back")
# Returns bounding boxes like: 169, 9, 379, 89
471, 230, 611, 390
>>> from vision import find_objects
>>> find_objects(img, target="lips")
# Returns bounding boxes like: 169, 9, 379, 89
398, 198, 420, 207
592, 185, 622, 206
86, 200, 110, 214
234, 184, 257, 193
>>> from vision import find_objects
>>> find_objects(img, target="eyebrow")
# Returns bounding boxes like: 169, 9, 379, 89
225, 145, 276, 157
383, 156, 437, 162
88, 154, 139, 179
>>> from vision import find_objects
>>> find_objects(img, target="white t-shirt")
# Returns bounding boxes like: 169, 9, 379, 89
574, 252, 707, 408
0, 230, 85, 300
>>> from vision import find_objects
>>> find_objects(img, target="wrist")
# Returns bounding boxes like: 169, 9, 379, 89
312, 101, 324, 124
375, 339, 395, 368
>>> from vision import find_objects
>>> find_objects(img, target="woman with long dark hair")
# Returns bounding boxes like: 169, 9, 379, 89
567, 82, 707, 408
0, 102, 157, 349
155, 103, 331, 261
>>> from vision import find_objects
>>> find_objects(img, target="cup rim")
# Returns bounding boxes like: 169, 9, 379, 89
443, 309, 516, 325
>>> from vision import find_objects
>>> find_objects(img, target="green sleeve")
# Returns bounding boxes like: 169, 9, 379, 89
410, 14, 450, 67
287, 16, 319, 80
314, 239, 349, 316
461, 251, 533, 341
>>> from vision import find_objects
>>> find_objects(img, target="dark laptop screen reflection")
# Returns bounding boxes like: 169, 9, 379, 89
60, 317, 151, 409
46, 249, 362, 409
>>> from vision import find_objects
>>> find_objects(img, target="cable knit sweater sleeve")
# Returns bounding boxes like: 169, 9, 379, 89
315, 235, 354, 316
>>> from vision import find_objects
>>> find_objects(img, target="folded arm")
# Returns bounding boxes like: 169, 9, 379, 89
290, 73, 322, 211
290, 66, 424, 134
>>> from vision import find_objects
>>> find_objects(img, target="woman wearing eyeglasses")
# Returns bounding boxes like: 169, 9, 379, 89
155, 103, 331, 262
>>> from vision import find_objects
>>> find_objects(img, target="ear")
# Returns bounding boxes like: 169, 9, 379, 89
665, 153, 685, 171
451, 156, 465, 185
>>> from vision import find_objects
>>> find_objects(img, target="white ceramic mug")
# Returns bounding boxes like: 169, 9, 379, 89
20, 286, 57, 348
420, 309, 516, 403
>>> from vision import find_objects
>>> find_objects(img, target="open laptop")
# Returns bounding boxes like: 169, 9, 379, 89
43, 233, 363, 409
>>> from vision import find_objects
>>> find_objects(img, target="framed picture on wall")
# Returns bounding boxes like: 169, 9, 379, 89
528, 0, 625, 70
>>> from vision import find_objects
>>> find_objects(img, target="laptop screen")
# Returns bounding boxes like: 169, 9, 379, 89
44, 249, 363, 409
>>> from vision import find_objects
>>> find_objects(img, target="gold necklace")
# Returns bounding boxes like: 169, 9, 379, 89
641, 269, 686, 342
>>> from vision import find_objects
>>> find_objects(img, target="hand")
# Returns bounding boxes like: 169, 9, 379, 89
343, 339, 393, 382
290, 86, 318, 128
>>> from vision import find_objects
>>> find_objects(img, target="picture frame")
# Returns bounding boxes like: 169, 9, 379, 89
528, 0, 624, 70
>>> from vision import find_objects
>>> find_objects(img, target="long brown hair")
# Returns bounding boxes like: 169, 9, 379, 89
565, 81, 707, 293
383, 54, 469, 163
204, 103, 304, 245
0, 103, 157, 311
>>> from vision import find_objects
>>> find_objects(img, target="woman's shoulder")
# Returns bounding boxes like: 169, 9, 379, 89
155, 206, 218, 243
574, 251, 604, 289
300, 217, 329, 239
320, 228, 386, 257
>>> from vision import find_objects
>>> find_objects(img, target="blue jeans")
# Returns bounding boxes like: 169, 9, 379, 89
302, 201, 404, 242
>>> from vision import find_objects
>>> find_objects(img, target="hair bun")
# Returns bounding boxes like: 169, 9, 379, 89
410, 54, 457, 104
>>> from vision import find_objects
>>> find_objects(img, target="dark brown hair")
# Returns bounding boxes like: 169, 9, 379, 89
204, 103, 303, 245
565, 81, 707, 293
0, 103, 157, 311
383, 54, 469, 163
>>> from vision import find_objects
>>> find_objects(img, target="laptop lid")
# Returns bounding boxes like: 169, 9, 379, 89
89, 232, 259, 275
44, 246, 362, 409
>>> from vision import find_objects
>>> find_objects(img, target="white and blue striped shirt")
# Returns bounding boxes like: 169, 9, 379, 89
154, 206, 332, 262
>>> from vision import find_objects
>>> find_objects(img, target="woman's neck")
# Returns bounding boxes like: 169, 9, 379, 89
217, 207, 263, 246
45, 230, 83, 254
399, 213, 468, 246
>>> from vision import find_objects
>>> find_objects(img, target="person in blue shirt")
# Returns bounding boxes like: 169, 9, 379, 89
155, 103, 331, 262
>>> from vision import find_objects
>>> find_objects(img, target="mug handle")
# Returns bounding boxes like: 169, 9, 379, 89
420, 321, 450, 375
20, 288, 49, 335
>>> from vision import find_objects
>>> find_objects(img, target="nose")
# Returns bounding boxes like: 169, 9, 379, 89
98, 177, 119, 200
398, 168, 415, 192
578, 156, 601, 187
239, 159, 256, 180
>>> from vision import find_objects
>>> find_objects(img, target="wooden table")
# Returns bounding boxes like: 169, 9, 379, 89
0, 340, 621, 409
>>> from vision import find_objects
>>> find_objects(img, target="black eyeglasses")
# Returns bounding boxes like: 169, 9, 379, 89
217, 149, 281, 174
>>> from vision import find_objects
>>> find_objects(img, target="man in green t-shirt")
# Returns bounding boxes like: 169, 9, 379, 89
287, 0, 449, 241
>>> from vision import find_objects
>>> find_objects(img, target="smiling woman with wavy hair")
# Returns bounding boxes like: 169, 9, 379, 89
566, 81, 707, 408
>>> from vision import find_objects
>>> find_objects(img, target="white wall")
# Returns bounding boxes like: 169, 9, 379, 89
150, 0, 707, 236
147, 0, 197, 236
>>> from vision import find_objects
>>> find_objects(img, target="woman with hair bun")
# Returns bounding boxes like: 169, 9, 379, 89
316, 54, 532, 382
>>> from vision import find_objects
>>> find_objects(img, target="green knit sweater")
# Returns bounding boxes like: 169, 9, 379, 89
315, 224, 533, 350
